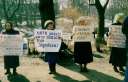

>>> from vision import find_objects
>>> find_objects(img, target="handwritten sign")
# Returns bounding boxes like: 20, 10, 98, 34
107, 25, 126, 48
73, 26, 93, 42
0, 35, 23, 56
34, 30, 62, 52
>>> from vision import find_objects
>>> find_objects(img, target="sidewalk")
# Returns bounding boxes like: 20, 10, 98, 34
0, 53, 124, 82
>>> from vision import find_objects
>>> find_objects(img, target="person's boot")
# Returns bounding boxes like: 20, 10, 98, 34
13, 68, 18, 75
113, 66, 119, 72
52, 64, 56, 74
49, 64, 53, 74
83, 64, 89, 72
80, 64, 83, 72
119, 66, 125, 72
5, 68, 11, 75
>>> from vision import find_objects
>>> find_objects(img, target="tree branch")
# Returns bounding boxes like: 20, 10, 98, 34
10, 0, 21, 19
103, 0, 109, 9
2, 0, 8, 19
95, 0, 102, 9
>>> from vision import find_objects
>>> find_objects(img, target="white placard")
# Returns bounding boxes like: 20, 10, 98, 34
73, 26, 93, 42
34, 30, 62, 52
107, 25, 126, 48
0, 35, 23, 56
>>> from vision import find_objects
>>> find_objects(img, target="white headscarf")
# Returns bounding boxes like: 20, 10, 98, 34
113, 13, 124, 24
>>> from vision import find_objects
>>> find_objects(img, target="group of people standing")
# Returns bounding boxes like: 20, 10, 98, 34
1, 14, 128, 82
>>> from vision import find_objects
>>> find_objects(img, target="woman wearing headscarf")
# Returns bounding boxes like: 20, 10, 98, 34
108, 13, 126, 73
72, 16, 93, 72
2, 21, 20, 75
122, 16, 128, 82
44, 20, 60, 74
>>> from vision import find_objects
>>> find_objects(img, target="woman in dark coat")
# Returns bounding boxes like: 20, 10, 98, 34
2, 21, 20, 75
122, 16, 128, 82
108, 13, 126, 73
44, 20, 59, 74
72, 17, 93, 72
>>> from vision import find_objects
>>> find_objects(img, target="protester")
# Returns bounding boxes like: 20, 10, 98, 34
108, 13, 126, 73
44, 20, 60, 74
122, 16, 128, 82
72, 16, 93, 72
2, 21, 20, 75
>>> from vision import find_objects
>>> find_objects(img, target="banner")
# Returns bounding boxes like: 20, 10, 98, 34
0, 35, 23, 56
73, 26, 93, 42
34, 30, 62, 52
107, 25, 126, 48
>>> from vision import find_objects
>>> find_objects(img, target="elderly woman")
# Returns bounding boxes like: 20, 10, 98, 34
2, 21, 20, 75
108, 13, 126, 73
44, 20, 59, 74
72, 16, 93, 72
122, 16, 128, 82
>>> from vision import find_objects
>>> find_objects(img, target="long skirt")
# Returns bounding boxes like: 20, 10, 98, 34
109, 47, 127, 66
74, 42, 93, 64
4, 56, 19, 69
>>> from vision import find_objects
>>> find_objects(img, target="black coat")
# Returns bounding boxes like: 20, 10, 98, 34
109, 23, 127, 66
2, 29, 20, 68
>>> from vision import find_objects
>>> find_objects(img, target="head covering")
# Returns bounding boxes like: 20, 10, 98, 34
44, 20, 54, 28
113, 13, 124, 23
76, 16, 90, 25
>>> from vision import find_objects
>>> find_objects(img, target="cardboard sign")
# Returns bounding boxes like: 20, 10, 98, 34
0, 35, 23, 56
73, 26, 93, 42
34, 30, 62, 52
107, 25, 126, 48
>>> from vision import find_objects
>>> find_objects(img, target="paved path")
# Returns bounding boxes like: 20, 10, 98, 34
0, 53, 124, 82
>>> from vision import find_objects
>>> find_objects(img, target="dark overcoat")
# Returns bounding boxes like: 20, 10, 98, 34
109, 23, 127, 66
2, 30, 20, 69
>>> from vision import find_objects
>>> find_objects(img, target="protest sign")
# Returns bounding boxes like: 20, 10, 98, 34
0, 35, 23, 56
34, 30, 62, 52
73, 26, 93, 42
107, 25, 126, 48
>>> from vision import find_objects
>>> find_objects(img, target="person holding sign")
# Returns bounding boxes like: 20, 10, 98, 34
2, 21, 20, 75
122, 16, 128, 82
108, 13, 126, 73
44, 20, 60, 74
72, 16, 93, 72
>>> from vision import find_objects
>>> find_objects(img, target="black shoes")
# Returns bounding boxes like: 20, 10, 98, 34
80, 67, 89, 72
48, 64, 56, 74
113, 66, 119, 72
49, 71, 56, 74
5, 71, 11, 75
5, 68, 18, 75
113, 66, 125, 73
13, 71, 18, 75
119, 67, 125, 72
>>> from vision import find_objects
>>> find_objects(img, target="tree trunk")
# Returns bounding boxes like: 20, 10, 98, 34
98, 10, 105, 38
39, 0, 55, 29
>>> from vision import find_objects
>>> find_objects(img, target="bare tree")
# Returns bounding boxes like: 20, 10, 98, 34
39, 0, 55, 29
94, 0, 109, 38
1, 0, 21, 21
